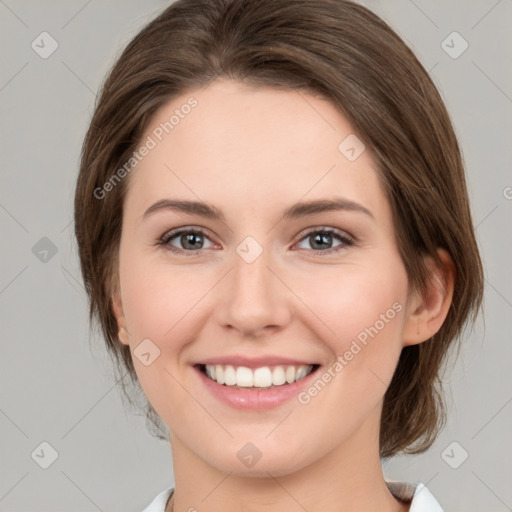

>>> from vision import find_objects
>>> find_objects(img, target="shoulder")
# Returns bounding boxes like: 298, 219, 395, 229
141, 487, 174, 512
386, 481, 444, 511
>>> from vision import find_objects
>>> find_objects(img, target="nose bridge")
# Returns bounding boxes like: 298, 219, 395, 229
235, 238, 271, 293
217, 234, 290, 334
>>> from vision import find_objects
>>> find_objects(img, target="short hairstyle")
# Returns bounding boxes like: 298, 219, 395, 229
74, 0, 484, 458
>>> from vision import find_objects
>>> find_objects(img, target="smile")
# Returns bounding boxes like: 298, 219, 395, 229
200, 364, 318, 389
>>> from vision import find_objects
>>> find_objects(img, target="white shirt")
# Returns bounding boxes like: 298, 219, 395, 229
142, 481, 444, 511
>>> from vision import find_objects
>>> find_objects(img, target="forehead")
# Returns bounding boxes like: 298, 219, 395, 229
125, 78, 389, 225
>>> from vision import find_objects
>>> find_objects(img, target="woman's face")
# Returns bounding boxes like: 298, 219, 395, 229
113, 78, 416, 476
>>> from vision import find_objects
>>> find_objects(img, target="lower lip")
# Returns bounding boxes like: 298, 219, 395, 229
195, 366, 320, 410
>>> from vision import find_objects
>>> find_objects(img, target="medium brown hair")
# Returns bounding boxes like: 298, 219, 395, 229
74, 0, 484, 458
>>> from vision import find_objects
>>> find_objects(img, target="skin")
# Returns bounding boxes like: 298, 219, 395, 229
112, 78, 455, 512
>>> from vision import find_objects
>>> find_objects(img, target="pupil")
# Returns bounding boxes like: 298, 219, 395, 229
312, 232, 331, 250
183, 233, 202, 249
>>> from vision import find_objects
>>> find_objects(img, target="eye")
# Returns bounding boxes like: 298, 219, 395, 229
157, 226, 355, 256
294, 227, 355, 254
158, 227, 215, 255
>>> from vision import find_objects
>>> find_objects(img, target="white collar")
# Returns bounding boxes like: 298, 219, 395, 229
386, 481, 444, 511
143, 482, 444, 511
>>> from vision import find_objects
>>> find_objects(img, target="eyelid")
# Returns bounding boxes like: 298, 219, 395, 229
295, 225, 355, 242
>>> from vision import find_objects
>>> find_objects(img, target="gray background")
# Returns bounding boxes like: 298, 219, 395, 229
1, 0, 511, 511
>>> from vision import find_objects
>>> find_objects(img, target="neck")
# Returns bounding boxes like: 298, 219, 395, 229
166, 407, 408, 512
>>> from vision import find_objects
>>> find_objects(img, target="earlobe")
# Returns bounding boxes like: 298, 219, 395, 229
111, 290, 130, 346
402, 249, 455, 347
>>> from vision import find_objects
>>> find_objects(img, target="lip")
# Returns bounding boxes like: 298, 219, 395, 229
197, 355, 318, 369
194, 363, 321, 410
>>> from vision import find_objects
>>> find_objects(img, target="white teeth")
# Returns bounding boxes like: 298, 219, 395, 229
253, 367, 272, 387
203, 364, 314, 388
272, 366, 286, 385
206, 365, 216, 380
224, 365, 236, 386
296, 366, 308, 381
236, 366, 253, 387
215, 365, 225, 385
285, 366, 296, 384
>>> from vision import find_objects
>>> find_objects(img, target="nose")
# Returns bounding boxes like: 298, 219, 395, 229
214, 241, 292, 338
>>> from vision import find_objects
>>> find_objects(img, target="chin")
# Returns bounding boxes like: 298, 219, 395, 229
197, 437, 315, 478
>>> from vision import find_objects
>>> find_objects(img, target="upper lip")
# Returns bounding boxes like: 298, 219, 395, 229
196, 355, 319, 368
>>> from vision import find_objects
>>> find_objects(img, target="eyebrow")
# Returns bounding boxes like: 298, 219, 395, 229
142, 197, 375, 222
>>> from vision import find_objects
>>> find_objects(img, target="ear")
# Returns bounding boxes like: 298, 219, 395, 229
402, 249, 455, 347
111, 286, 130, 346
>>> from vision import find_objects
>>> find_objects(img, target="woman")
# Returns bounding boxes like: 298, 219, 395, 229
73, 1, 484, 510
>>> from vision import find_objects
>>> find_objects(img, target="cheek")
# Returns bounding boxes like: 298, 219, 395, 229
303, 257, 408, 352
117, 257, 199, 423
117, 253, 213, 407
296, 256, 408, 415
119, 252, 201, 342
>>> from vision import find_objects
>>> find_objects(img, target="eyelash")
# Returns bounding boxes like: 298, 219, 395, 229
157, 226, 356, 257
